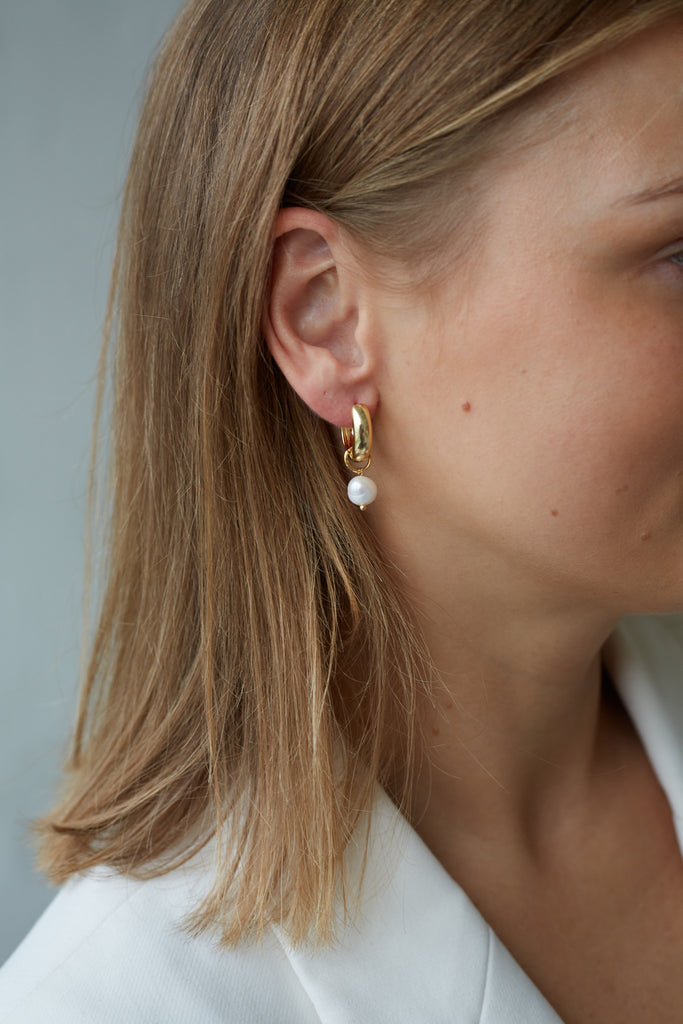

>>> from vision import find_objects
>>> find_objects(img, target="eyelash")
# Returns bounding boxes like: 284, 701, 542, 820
669, 250, 683, 268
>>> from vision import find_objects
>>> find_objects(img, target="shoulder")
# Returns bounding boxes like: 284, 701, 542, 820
0, 861, 319, 1024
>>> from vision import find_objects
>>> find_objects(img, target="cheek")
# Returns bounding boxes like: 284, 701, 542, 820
421, 283, 683, 557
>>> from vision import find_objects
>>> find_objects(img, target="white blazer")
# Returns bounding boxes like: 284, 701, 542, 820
1, 615, 682, 1024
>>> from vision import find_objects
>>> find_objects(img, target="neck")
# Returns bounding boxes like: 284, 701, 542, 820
372, 509, 628, 860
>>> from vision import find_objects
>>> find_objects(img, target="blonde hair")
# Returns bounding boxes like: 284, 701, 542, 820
39, 0, 683, 945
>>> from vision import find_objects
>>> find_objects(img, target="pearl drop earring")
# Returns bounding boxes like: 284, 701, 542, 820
341, 404, 377, 510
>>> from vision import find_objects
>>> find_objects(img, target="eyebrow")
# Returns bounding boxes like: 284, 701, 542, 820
615, 174, 683, 207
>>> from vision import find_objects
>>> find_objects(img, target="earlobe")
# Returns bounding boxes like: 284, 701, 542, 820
262, 208, 378, 427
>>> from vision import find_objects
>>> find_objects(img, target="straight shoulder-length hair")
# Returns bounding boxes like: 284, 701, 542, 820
38, 0, 683, 945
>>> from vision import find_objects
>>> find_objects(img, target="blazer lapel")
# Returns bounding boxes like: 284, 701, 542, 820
276, 789, 563, 1023
276, 615, 683, 1024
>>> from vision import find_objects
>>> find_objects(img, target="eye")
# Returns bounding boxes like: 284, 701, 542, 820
668, 249, 683, 268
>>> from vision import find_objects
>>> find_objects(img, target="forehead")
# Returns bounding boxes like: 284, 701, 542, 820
449, 19, 683, 283
533, 19, 683, 207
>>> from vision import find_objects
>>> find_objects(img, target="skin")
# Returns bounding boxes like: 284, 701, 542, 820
264, 19, 683, 1021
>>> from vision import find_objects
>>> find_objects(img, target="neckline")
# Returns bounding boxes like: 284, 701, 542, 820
276, 615, 683, 1023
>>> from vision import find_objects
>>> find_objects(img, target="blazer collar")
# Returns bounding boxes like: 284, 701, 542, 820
276, 788, 563, 1023
276, 615, 682, 1024
605, 615, 683, 843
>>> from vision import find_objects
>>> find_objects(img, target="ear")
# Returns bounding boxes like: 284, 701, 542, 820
262, 207, 379, 428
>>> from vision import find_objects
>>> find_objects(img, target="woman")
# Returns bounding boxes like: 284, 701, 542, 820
2, 0, 683, 1020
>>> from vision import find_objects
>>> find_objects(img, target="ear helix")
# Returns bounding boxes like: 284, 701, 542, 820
341, 404, 377, 510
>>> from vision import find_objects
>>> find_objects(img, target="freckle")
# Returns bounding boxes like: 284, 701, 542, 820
551, 509, 559, 517
461, 401, 471, 412
616, 484, 630, 494
431, 726, 440, 737
445, 700, 453, 710
641, 531, 651, 542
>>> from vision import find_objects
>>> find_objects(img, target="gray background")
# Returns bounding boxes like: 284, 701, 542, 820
1, 0, 183, 963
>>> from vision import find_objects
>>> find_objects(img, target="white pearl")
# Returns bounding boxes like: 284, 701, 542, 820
347, 475, 377, 507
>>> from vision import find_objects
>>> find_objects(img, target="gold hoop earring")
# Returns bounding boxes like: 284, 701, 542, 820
341, 404, 377, 510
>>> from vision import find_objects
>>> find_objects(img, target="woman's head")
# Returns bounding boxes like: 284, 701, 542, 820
266, 16, 683, 651
40, 0, 683, 946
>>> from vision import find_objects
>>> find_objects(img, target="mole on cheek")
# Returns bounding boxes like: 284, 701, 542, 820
551, 509, 559, 517
641, 531, 651, 542
461, 401, 472, 412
